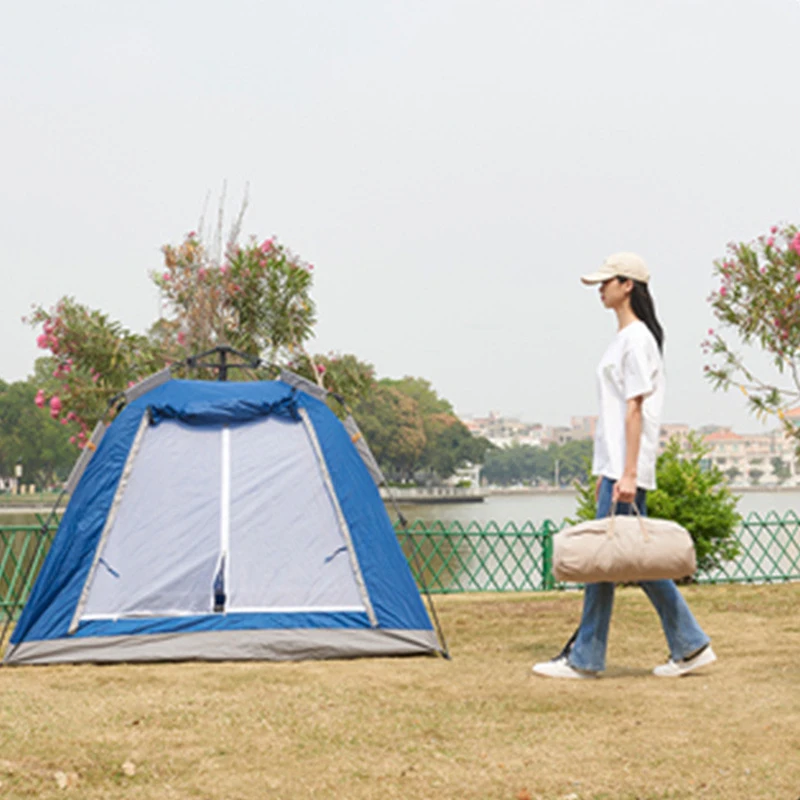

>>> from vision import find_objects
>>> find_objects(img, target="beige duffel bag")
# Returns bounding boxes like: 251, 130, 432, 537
553, 508, 697, 584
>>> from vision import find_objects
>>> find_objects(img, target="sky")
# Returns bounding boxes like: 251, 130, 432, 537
2, 0, 799, 432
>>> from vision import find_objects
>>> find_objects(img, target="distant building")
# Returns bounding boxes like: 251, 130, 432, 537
659, 423, 691, 453
570, 415, 597, 439
702, 426, 796, 487
463, 412, 545, 449
463, 412, 596, 450
463, 406, 800, 487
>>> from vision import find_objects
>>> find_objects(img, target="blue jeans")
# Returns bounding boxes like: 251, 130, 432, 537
567, 477, 711, 673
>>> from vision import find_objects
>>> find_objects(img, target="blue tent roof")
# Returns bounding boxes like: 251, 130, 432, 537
8, 379, 438, 663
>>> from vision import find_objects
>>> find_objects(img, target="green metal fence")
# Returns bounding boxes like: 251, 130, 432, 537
394, 512, 800, 593
1, 525, 55, 622
1, 512, 799, 622
396, 519, 560, 593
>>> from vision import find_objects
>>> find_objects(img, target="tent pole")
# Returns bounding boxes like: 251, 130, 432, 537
320, 386, 451, 660
388, 496, 451, 660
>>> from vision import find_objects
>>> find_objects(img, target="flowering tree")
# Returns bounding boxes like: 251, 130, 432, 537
704, 223, 800, 441
28, 299, 164, 449
28, 230, 371, 447
152, 233, 318, 368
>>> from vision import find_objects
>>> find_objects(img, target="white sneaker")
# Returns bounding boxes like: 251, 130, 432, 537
653, 645, 717, 677
532, 656, 598, 679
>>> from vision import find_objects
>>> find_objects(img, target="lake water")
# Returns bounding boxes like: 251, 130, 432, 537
385, 488, 800, 527
2, 489, 799, 529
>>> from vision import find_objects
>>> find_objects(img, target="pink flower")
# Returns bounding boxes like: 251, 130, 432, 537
760, 266, 766, 274
720, 286, 728, 297
36, 333, 49, 349
69, 436, 76, 445
60, 417, 69, 425
231, 284, 241, 293
128, 380, 136, 388
92, 373, 99, 383
771, 225, 778, 234
188, 230, 197, 238
316, 364, 326, 375
67, 411, 77, 421
308, 264, 314, 271
220, 265, 228, 275
34, 390, 46, 409
795, 272, 800, 282
792, 233, 800, 255
260, 238, 274, 253
177, 331, 187, 346
766, 237, 774, 248
197, 268, 207, 280
49, 396, 62, 415
708, 328, 714, 336
162, 271, 171, 282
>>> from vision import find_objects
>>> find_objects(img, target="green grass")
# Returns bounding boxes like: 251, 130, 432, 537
0, 583, 798, 799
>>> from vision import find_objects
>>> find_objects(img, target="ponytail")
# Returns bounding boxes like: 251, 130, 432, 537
617, 277, 665, 352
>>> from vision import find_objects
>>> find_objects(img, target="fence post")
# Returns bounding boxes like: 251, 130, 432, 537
541, 520, 555, 590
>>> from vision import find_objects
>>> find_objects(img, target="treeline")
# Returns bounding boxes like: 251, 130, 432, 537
0, 378, 75, 487
351, 377, 493, 483
481, 439, 593, 487
1, 369, 495, 488
19, 228, 498, 489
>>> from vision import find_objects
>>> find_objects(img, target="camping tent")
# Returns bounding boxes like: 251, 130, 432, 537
5, 374, 442, 665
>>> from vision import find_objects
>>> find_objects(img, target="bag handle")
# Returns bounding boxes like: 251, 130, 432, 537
608, 500, 651, 542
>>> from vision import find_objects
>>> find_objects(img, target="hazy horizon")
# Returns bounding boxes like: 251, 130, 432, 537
3, 1, 799, 434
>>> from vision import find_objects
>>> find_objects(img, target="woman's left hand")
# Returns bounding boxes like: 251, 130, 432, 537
613, 474, 637, 504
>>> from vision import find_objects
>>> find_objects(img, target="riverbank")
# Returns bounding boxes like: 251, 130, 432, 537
486, 486, 577, 496
485, 484, 800, 495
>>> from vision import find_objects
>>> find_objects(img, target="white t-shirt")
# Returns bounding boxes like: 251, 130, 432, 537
591, 320, 664, 490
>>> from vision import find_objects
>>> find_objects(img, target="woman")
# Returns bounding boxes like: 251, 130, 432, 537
532, 252, 716, 679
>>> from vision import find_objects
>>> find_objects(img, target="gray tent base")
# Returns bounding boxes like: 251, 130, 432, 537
4, 628, 441, 666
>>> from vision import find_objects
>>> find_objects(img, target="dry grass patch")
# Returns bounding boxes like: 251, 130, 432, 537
0, 583, 798, 799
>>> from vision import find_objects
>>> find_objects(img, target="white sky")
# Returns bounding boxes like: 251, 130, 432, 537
2, 1, 799, 431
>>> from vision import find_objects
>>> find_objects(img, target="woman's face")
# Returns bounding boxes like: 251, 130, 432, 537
599, 277, 633, 309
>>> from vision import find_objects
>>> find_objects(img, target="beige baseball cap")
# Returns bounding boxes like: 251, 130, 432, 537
580, 252, 650, 285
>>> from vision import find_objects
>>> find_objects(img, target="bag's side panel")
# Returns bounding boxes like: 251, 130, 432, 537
553, 518, 697, 583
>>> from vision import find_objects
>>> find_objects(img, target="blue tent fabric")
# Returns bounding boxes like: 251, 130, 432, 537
7, 379, 439, 664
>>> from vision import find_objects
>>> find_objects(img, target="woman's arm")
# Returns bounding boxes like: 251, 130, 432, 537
613, 395, 644, 504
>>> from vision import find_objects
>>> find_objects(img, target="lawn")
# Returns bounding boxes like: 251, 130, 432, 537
0, 583, 798, 799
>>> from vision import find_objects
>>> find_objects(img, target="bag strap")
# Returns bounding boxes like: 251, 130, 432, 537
609, 500, 651, 542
